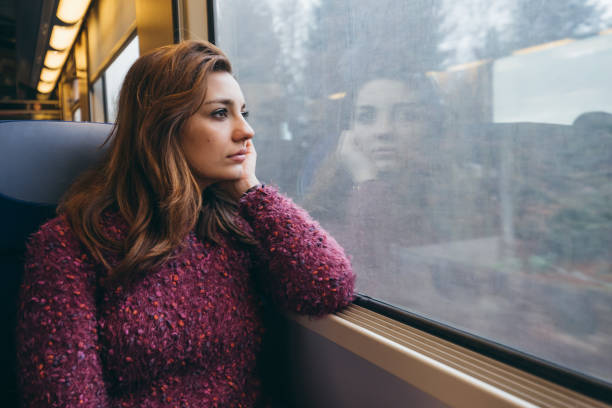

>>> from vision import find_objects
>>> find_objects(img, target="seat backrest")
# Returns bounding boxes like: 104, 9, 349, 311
0, 120, 112, 407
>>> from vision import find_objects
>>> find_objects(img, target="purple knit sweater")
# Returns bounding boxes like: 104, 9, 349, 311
17, 185, 355, 407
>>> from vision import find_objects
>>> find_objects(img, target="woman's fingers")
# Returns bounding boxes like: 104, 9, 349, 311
337, 130, 377, 183
246, 139, 256, 153
243, 140, 257, 181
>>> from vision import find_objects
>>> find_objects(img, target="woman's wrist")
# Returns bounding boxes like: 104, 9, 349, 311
233, 176, 260, 196
242, 182, 264, 196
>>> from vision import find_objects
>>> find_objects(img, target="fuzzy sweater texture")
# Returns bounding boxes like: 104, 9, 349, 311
17, 186, 355, 407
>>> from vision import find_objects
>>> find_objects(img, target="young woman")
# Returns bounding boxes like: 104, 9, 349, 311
16, 40, 355, 407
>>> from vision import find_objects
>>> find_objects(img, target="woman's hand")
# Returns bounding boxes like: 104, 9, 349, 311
337, 129, 377, 183
217, 139, 260, 200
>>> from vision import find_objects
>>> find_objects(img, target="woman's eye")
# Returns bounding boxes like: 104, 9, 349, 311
394, 105, 434, 124
356, 108, 376, 125
241, 111, 250, 119
212, 109, 228, 118
395, 109, 420, 122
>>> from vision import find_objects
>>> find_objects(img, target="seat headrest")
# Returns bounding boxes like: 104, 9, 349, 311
0, 121, 113, 251
0, 120, 112, 205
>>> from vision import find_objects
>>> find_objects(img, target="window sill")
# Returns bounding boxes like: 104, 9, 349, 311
290, 304, 607, 408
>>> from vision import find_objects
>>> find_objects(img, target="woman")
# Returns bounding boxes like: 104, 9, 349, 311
16, 40, 355, 407
305, 74, 446, 215
304, 75, 446, 293
304, 74, 495, 305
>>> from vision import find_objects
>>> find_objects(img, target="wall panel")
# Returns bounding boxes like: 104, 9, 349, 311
87, 0, 136, 81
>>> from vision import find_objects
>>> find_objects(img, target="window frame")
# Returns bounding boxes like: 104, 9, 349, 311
290, 303, 610, 408
88, 30, 138, 123
89, 74, 108, 123
354, 294, 612, 404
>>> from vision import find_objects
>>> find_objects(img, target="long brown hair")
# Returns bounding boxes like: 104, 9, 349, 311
59, 40, 255, 286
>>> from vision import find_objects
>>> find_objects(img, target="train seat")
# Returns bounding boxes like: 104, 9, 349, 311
0, 120, 111, 407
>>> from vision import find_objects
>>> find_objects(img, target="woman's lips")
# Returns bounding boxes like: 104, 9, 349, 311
228, 154, 246, 162
371, 147, 396, 159
227, 148, 247, 162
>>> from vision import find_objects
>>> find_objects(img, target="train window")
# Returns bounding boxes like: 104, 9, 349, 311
73, 107, 82, 122
90, 76, 106, 122
88, 36, 139, 123
214, 0, 612, 384
104, 35, 139, 122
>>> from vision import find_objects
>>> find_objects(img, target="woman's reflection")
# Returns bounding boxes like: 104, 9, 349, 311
305, 74, 453, 302
338, 77, 444, 184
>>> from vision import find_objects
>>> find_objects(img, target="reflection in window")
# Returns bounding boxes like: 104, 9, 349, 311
216, 0, 612, 382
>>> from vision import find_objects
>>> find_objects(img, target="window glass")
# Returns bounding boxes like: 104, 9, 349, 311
215, 0, 612, 382
71, 78, 80, 104
89, 76, 105, 123
104, 35, 139, 122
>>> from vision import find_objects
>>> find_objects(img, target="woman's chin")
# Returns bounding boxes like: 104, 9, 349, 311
373, 159, 399, 174
221, 166, 246, 181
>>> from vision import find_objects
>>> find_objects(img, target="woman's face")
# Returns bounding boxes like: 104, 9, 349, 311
181, 72, 254, 189
352, 79, 436, 172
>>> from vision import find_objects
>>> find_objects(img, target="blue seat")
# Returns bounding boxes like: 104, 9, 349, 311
0, 120, 112, 407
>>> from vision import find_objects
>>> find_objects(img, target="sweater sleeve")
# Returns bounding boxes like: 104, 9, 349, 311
16, 217, 110, 407
239, 185, 355, 316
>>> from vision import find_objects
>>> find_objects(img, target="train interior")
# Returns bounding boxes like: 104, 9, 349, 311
1, 0, 611, 407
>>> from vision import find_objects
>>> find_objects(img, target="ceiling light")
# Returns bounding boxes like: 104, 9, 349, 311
40, 67, 61, 83
37, 81, 55, 94
49, 24, 80, 50
328, 92, 346, 100
56, 0, 92, 24
44, 49, 68, 69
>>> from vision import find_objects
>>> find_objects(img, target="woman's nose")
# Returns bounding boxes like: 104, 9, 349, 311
234, 116, 254, 141
374, 113, 394, 140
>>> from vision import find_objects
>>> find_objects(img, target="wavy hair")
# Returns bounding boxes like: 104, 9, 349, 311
59, 40, 255, 286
